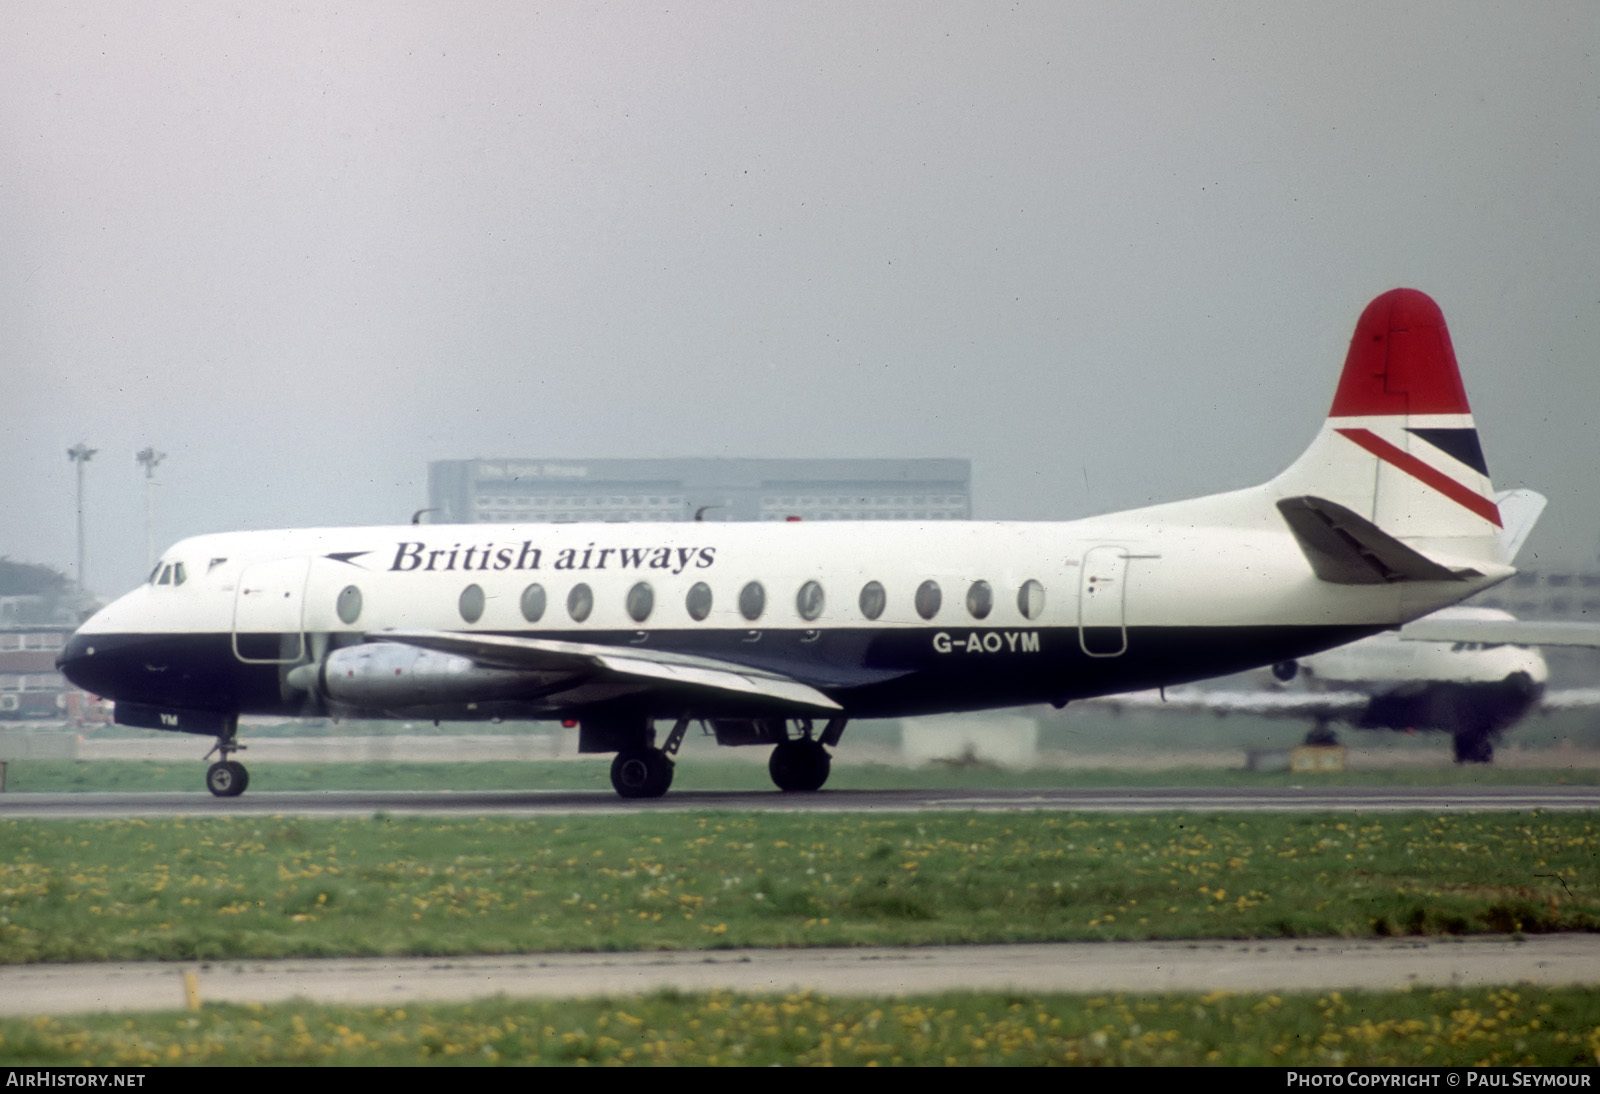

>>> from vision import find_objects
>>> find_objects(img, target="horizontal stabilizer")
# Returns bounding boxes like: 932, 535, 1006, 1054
1277, 495, 1470, 585
377, 630, 842, 711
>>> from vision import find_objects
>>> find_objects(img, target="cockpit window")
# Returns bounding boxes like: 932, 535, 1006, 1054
152, 561, 187, 586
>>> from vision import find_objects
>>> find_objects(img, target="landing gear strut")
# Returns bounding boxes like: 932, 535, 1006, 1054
205, 716, 249, 798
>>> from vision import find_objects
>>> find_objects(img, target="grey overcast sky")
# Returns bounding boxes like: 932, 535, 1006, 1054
5, 2, 1599, 596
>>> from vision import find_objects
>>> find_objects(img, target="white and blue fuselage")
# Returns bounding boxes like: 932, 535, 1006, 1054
57, 290, 1521, 797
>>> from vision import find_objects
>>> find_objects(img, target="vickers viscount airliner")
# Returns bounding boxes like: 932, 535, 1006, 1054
59, 289, 1522, 798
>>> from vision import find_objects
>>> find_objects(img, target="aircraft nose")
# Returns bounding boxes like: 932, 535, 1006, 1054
56, 633, 109, 694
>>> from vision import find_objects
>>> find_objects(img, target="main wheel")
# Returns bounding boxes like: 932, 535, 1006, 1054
769, 738, 831, 792
1304, 724, 1339, 747
610, 748, 674, 799
1453, 732, 1494, 764
206, 760, 249, 798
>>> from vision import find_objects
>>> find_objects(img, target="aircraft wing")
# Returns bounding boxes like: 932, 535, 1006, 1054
1399, 619, 1600, 648
1540, 688, 1600, 712
1086, 687, 1370, 720
376, 630, 844, 712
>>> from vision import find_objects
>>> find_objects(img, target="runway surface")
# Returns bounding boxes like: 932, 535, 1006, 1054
5, 936, 1598, 1016
3, 784, 1599, 819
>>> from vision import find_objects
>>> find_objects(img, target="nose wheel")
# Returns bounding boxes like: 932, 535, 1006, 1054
206, 760, 249, 797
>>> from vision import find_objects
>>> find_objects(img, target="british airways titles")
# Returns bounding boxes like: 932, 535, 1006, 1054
389, 541, 718, 576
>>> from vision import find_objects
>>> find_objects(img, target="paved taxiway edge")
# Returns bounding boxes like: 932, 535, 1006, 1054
5, 936, 1599, 1016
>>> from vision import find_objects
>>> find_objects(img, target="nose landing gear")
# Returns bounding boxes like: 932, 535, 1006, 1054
204, 716, 249, 798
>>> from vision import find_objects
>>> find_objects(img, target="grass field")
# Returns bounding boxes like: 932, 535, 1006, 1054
3, 811, 1597, 964
4, 986, 1598, 1066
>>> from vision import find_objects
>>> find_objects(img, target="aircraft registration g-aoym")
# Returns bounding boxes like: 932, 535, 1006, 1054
60, 288, 1520, 799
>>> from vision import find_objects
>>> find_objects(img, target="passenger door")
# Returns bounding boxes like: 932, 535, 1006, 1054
232, 558, 309, 663
1078, 546, 1128, 657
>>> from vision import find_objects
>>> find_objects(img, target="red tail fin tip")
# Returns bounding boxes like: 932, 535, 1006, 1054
1328, 288, 1471, 418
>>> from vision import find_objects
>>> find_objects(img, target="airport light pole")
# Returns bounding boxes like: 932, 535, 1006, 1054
66, 442, 97, 594
135, 446, 166, 572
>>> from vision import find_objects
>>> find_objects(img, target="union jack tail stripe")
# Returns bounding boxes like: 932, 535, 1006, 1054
1334, 427, 1502, 527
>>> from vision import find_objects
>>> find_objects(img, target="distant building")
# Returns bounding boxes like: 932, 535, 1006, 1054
0, 560, 103, 723
427, 458, 972, 525
0, 627, 71, 720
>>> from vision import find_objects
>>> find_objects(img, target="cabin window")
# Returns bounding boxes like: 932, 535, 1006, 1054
626, 581, 654, 623
1017, 579, 1046, 620
859, 581, 886, 620
915, 580, 942, 620
738, 581, 766, 621
966, 580, 993, 620
459, 584, 485, 624
521, 583, 547, 623
796, 580, 825, 622
686, 582, 713, 621
336, 585, 363, 625
568, 583, 594, 623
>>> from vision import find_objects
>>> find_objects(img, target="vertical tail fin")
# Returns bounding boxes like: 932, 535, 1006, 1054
1272, 289, 1506, 569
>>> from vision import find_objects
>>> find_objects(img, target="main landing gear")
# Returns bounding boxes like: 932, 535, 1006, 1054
205, 717, 250, 798
611, 747, 674, 799
1303, 719, 1340, 748
768, 717, 847, 793
592, 713, 851, 799
770, 737, 831, 792
1453, 731, 1495, 765
604, 715, 690, 800
590, 714, 849, 799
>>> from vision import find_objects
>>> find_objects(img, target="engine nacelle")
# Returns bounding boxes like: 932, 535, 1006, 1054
298, 642, 553, 709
